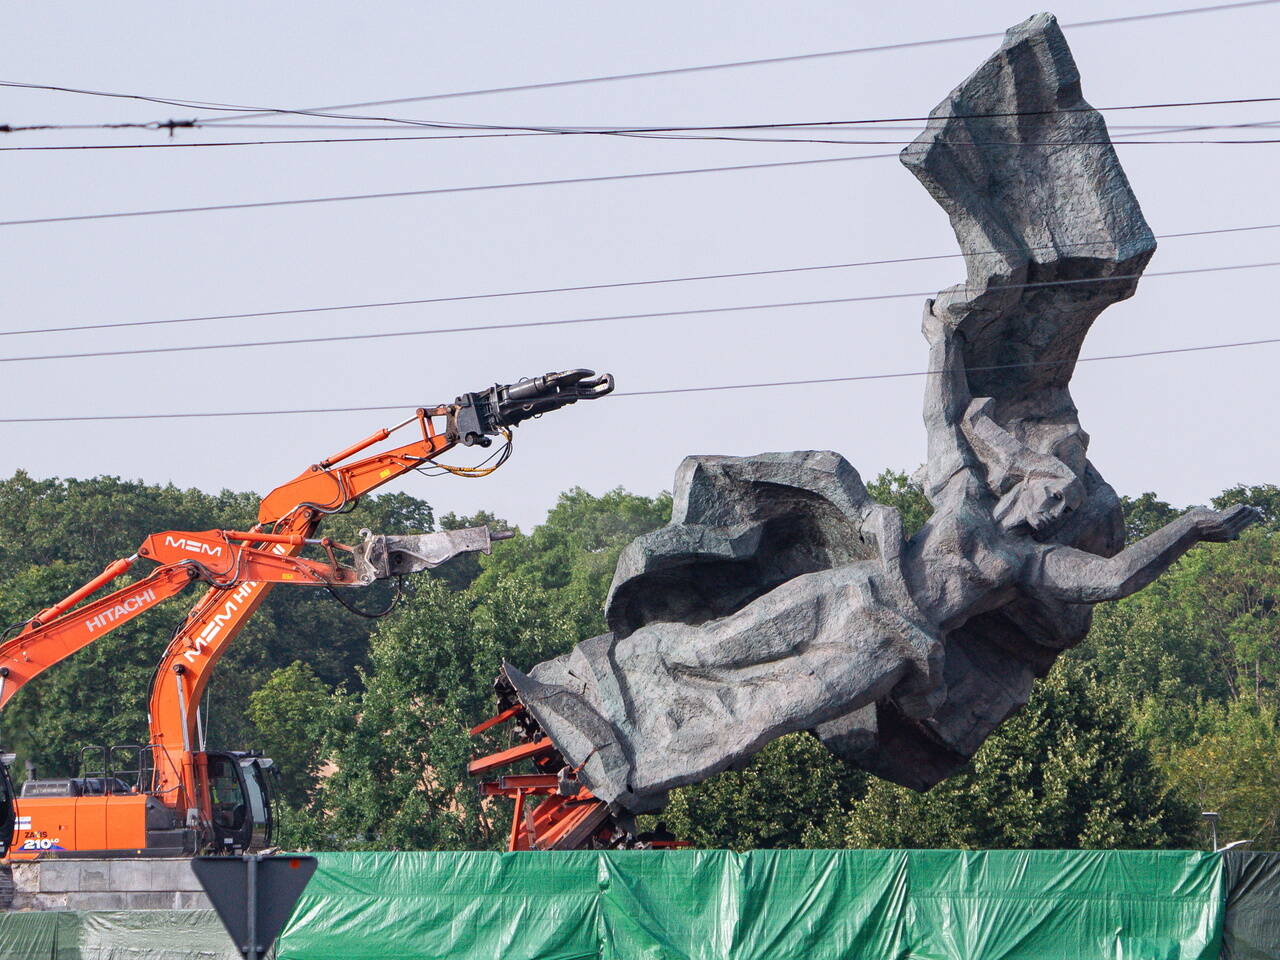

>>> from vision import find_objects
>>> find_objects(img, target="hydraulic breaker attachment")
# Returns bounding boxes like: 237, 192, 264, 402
351, 525, 513, 583
450, 369, 615, 446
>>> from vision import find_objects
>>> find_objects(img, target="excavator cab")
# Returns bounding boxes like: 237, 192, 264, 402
205, 752, 273, 853
0, 755, 15, 858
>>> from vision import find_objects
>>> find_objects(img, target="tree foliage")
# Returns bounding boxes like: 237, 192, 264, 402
278, 487, 672, 849
866, 468, 933, 537
0, 472, 435, 777
661, 733, 863, 850
820, 660, 1197, 849
245, 662, 336, 808
3, 465, 1276, 855
1147, 696, 1280, 848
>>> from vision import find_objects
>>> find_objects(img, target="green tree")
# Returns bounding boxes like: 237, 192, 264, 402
1078, 525, 1280, 704
1119, 492, 1181, 542
1157, 696, 1280, 849
826, 660, 1197, 849
315, 576, 577, 850
247, 662, 337, 808
661, 733, 864, 850
471, 487, 672, 640
866, 469, 933, 537
1213, 483, 1280, 527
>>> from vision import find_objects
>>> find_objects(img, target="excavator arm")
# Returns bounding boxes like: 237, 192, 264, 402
1, 367, 611, 857
258, 369, 612, 524
0, 561, 200, 711
0, 526, 498, 712
144, 369, 612, 826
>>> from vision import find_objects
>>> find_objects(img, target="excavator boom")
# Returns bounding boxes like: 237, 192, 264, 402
147, 369, 613, 824
3, 367, 613, 859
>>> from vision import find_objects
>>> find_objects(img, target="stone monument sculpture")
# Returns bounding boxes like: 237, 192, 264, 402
499, 12, 1260, 814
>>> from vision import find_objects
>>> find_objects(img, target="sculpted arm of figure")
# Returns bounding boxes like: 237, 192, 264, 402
921, 303, 981, 500
1030, 505, 1260, 603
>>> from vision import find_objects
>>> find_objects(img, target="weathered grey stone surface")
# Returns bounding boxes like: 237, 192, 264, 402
10, 858, 209, 911
504, 13, 1261, 813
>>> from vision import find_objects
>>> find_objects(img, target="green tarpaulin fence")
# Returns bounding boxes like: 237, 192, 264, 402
4, 850, 1275, 960
0, 910, 236, 960
278, 849, 1226, 960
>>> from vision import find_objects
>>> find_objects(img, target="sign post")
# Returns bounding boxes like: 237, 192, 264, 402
192, 854, 317, 959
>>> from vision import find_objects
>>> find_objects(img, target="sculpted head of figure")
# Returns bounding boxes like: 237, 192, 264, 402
961, 398, 1087, 539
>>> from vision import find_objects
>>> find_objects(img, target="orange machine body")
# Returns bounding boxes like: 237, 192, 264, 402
9, 794, 151, 859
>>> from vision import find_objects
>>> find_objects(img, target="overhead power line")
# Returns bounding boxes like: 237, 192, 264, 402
3, 334, 1276, 423
10, 113, 1280, 226
4, 128, 1280, 152
5, 118, 1280, 144
186, 0, 1280, 122
4, 261, 1278, 364
4, 90, 1279, 144
6, 220, 1280, 339
0, 153, 901, 227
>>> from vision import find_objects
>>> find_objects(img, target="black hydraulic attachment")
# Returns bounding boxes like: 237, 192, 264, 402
450, 369, 615, 446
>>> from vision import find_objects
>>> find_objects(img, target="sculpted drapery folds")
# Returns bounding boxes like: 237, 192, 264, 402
500, 13, 1260, 814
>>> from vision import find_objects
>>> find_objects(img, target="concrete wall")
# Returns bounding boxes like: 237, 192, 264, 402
10, 858, 211, 911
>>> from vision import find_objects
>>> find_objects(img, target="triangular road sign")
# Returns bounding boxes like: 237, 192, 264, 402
193, 855, 318, 958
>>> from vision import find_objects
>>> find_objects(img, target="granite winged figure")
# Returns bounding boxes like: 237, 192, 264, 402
497, 13, 1260, 815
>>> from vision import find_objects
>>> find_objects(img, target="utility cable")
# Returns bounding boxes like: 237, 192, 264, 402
2, 334, 1275, 423
5, 118, 1279, 146
0, 153, 902, 227
5, 0, 1277, 135
5, 220, 1280, 338
2, 260, 1277, 364
4, 93, 1280, 142
7, 120, 1280, 226
4, 126, 1280, 151
187, 0, 1280, 121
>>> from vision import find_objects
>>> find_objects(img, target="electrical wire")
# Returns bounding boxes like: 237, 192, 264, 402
3, 260, 1277, 364
13, 4, 1279, 136
6, 103, 1279, 227
5, 220, 1279, 339
5, 95, 1280, 144
15, 119, 1274, 133
5, 128, 1280, 151
8, 114, 1280, 226
0, 153, 902, 228
185, 0, 1280, 120
2, 334, 1276, 423
0, 132, 554, 150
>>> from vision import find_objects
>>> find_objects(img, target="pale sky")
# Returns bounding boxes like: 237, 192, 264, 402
2, 1, 1277, 529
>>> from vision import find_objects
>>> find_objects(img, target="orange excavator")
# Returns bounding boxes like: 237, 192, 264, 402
0, 369, 613, 859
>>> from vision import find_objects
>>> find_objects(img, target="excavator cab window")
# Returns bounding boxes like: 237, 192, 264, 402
207, 754, 248, 844
206, 752, 273, 852
240, 758, 274, 851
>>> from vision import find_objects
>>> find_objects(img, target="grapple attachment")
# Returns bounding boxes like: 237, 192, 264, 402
351, 525, 513, 583
450, 369, 615, 446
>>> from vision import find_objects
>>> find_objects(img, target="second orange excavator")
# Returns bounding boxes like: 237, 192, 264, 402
0, 368, 613, 859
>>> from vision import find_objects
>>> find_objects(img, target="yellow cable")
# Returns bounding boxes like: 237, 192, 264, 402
428, 429, 513, 478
